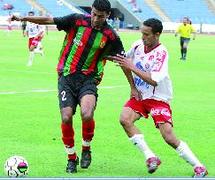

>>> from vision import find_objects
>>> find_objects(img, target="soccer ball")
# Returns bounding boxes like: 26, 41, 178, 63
4, 155, 29, 177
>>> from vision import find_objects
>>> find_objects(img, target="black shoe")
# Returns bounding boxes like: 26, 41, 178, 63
66, 157, 79, 173
80, 150, 91, 168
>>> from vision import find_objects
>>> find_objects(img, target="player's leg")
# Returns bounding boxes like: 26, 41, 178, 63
34, 42, 44, 56
79, 94, 96, 168
180, 37, 184, 59
27, 38, 37, 66
182, 39, 190, 60
58, 76, 79, 173
27, 49, 34, 66
34, 36, 44, 56
150, 99, 207, 177
6, 24, 12, 35
120, 98, 160, 173
158, 122, 208, 177
79, 80, 97, 169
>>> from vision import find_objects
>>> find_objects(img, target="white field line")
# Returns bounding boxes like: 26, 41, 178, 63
0, 85, 127, 95
2, 69, 56, 75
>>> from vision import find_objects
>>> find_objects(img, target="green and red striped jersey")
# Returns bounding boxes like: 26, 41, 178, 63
54, 13, 124, 83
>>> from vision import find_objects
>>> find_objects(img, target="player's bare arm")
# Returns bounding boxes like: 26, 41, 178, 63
11, 15, 54, 25
108, 54, 157, 87
106, 55, 141, 100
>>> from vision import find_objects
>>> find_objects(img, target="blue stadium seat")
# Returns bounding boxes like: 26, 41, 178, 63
35, 0, 86, 17
0, 0, 33, 16
119, 0, 160, 22
155, 0, 215, 24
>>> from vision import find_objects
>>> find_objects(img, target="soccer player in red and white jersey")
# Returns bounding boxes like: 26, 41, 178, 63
108, 18, 207, 178
25, 11, 45, 66
6, 12, 12, 34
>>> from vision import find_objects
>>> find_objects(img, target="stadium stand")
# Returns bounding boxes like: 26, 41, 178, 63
0, 0, 215, 30
0, 0, 32, 16
34, 0, 87, 16
118, 0, 215, 25
118, 0, 160, 21
155, 0, 215, 24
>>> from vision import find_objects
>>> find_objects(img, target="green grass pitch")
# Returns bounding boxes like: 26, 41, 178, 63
0, 29, 215, 178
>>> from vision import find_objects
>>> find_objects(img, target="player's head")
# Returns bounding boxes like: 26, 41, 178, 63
28, 11, 35, 16
141, 18, 163, 47
91, 0, 111, 30
182, 17, 189, 25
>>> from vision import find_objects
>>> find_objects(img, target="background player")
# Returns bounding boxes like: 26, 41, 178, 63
175, 17, 196, 60
25, 11, 45, 66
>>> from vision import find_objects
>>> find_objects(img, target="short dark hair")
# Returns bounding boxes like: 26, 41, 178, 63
92, 0, 111, 13
28, 11, 35, 15
143, 18, 163, 34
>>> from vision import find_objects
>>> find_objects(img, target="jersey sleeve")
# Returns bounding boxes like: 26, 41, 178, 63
126, 39, 142, 58
109, 35, 125, 56
151, 47, 169, 83
53, 13, 80, 32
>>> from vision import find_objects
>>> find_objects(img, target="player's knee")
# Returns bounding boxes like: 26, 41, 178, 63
81, 109, 94, 121
29, 46, 35, 51
61, 111, 72, 123
119, 114, 132, 127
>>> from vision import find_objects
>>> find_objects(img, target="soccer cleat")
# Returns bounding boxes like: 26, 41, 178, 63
193, 166, 208, 178
146, 157, 161, 174
80, 150, 91, 169
66, 157, 79, 173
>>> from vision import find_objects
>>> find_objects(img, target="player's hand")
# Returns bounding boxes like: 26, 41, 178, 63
11, 15, 22, 21
103, 55, 118, 62
109, 54, 134, 70
105, 54, 122, 61
131, 87, 142, 101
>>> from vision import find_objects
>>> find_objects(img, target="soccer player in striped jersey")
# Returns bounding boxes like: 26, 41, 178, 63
108, 18, 207, 178
11, 0, 124, 173
175, 17, 196, 60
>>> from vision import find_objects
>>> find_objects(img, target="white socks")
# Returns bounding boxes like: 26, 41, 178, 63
176, 140, 203, 167
130, 135, 203, 168
82, 139, 90, 147
27, 51, 34, 66
64, 145, 76, 155
130, 134, 156, 160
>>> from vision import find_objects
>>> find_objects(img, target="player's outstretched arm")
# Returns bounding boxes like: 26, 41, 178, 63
11, 15, 54, 25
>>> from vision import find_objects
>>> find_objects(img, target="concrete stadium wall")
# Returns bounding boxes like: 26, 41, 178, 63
70, 0, 141, 27
1, 15, 215, 34
70, 0, 118, 7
